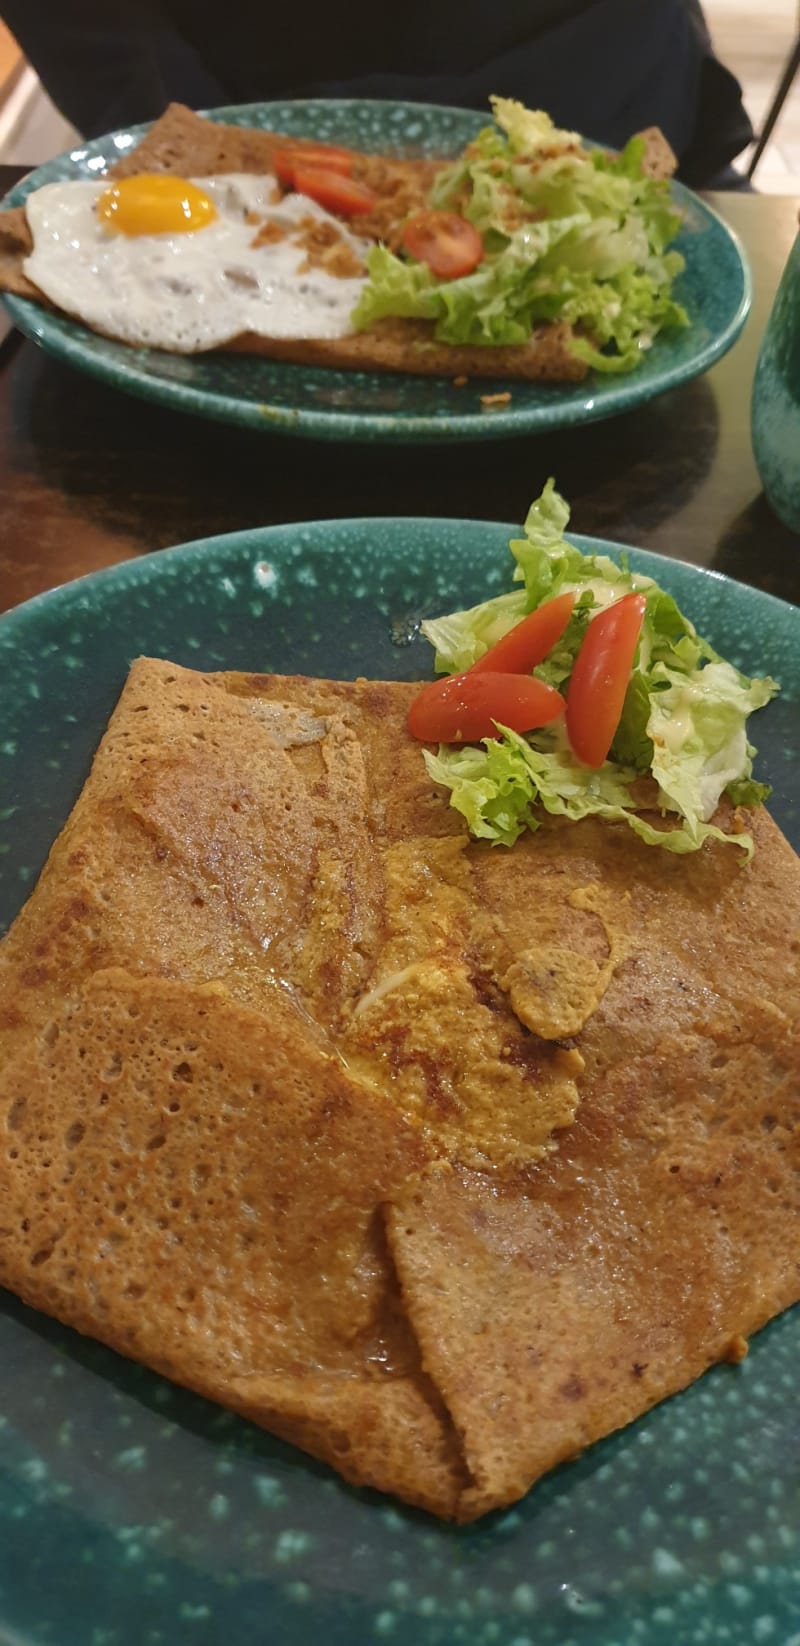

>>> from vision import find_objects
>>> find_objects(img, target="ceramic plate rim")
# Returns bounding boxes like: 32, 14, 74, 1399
0, 517, 795, 648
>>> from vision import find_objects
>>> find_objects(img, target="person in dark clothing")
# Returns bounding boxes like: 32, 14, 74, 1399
0, 0, 754, 188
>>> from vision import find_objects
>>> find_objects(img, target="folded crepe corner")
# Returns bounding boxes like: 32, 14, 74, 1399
0, 656, 798, 1521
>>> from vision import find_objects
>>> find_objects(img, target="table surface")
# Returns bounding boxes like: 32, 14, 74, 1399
0, 179, 798, 617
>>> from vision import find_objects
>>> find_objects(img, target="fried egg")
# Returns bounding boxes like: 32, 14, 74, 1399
22, 173, 370, 352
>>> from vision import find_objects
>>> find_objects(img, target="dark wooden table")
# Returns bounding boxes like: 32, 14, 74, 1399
0, 178, 798, 615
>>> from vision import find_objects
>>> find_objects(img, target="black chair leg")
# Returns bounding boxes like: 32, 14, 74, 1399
746, 31, 800, 178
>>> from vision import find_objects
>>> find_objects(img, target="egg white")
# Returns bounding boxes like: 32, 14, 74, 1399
22, 174, 371, 352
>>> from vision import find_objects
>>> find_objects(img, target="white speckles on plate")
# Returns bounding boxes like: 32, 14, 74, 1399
253, 561, 278, 591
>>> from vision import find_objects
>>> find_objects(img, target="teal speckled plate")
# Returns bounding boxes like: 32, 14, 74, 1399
1, 100, 751, 443
0, 520, 797, 1646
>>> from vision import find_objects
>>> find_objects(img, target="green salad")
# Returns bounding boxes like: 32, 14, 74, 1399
352, 97, 689, 373
418, 482, 778, 858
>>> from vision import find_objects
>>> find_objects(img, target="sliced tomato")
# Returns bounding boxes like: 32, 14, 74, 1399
273, 143, 354, 189
469, 592, 576, 676
401, 210, 484, 279
565, 592, 647, 769
292, 164, 375, 216
407, 671, 565, 744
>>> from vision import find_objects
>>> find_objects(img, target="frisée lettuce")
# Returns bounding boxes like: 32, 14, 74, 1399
352, 97, 689, 371
420, 482, 778, 857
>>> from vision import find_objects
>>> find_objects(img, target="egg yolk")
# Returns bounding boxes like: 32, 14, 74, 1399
97, 174, 217, 236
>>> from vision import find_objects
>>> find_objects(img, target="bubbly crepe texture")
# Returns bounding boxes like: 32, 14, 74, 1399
0, 102, 677, 382
0, 658, 798, 1521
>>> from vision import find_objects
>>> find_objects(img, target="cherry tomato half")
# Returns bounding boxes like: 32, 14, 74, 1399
273, 144, 355, 189
401, 210, 484, 280
407, 671, 565, 744
292, 164, 376, 216
469, 591, 576, 676
565, 592, 647, 769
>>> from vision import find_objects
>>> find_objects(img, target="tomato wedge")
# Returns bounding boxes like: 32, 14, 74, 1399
407, 671, 565, 744
469, 592, 576, 676
401, 210, 484, 279
273, 143, 355, 189
565, 592, 647, 769
292, 164, 375, 216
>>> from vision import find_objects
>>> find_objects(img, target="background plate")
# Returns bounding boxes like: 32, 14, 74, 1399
1, 99, 751, 443
0, 519, 797, 1646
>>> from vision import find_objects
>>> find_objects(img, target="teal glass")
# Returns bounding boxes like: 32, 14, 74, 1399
751, 220, 800, 531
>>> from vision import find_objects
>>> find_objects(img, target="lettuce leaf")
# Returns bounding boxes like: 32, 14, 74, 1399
424, 732, 638, 845
354, 96, 688, 370
351, 216, 593, 347
646, 660, 778, 828
422, 478, 646, 672
418, 481, 779, 856
425, 730, 756, 857
489, 96, 582, 155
